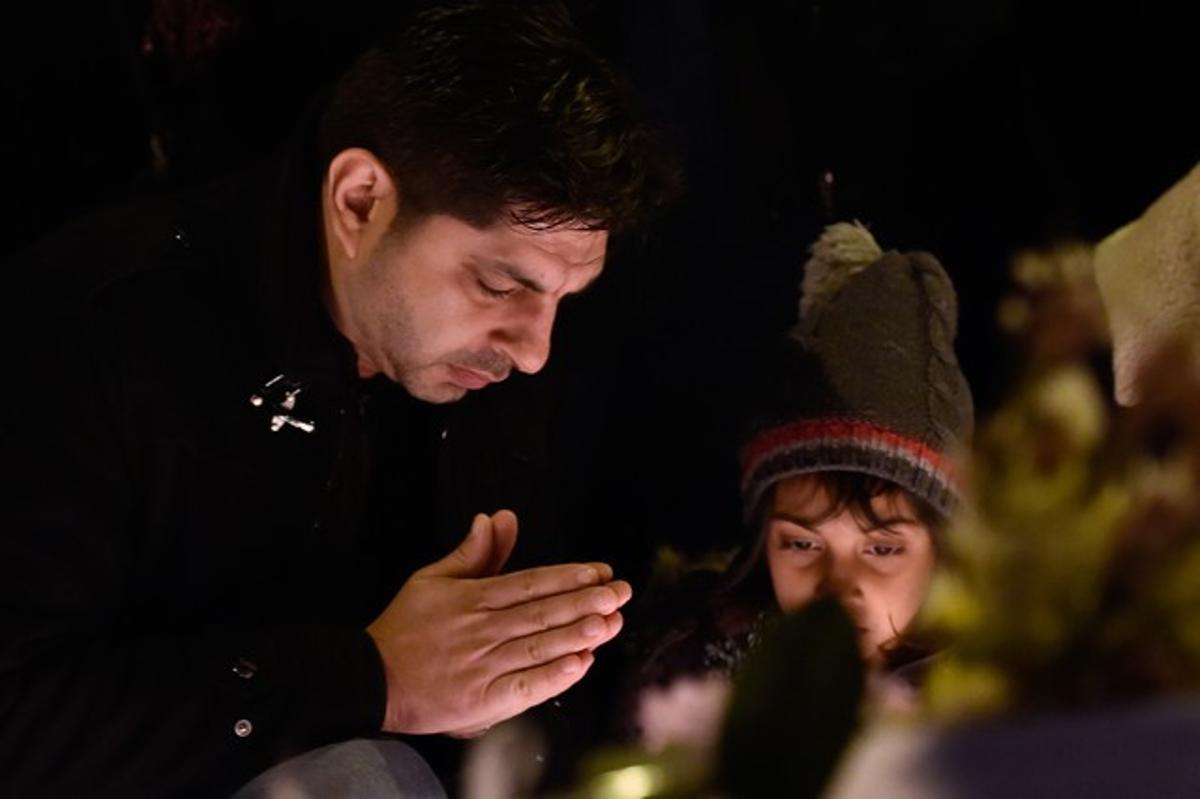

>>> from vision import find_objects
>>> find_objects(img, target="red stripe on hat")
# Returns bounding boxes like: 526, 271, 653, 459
740, 418, 961, 489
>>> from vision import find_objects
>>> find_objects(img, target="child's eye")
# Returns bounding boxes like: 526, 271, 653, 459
866, 543, 904, 557
783, 538, 820, 552
477, 279, 517, 299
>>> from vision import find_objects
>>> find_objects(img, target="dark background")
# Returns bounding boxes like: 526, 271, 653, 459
4, 0, 1197, 556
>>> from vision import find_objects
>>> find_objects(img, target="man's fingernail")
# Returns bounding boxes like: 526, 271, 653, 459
577, 567, 599, 585
561, 655, 582, 674
583, 616, 606, 637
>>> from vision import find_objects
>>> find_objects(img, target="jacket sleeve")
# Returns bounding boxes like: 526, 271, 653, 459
0, 296, 387, 798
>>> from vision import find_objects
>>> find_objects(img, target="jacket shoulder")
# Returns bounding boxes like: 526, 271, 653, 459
7, 172, 263, 319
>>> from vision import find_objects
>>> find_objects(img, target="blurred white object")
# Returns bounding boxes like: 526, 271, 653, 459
1094, 161, 1200, 405
636, 673, 732, 755
826, 696, 1200, 799
461, 718, 546, 799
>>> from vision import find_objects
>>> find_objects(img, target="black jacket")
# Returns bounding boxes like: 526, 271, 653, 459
0, 125, 628, 796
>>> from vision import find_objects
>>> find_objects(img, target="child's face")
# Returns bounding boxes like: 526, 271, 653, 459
764, 475, 935, 663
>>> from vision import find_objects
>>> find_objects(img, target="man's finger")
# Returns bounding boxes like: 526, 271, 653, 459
476, 562, 617, 610
482, 509, 519, 577
483, 651, 596, 720
418, 514, 494, 579
488, 611, 623, 671
491, 581, 631, 639
586, 611, 623, 652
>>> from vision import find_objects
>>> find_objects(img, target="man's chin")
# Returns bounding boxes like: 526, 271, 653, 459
401, 376, 469, 404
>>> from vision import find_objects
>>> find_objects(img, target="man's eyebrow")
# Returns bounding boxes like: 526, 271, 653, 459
475, 257, 549, 292
480, 258, 604, 296
488, 261, 548, 294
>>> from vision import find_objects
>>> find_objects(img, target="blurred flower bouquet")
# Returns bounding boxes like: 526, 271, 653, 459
922, 243, 1200, 718
820, 244, 1200, 799
559, 597, 863, 799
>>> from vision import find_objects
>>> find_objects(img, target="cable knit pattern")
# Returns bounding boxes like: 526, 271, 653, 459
912, 252, 973, 451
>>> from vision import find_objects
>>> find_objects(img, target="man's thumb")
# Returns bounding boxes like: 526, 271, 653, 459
424, 513, 493, 578
482, 509, 519, 577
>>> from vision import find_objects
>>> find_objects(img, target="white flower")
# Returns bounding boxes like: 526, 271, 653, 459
636, 673, 732, 755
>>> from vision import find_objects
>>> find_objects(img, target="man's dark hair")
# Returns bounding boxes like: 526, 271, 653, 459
319, 0, 677, 233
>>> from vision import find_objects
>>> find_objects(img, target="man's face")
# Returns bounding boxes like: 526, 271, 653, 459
764, 474, 935, 663
332, 212, 607, 403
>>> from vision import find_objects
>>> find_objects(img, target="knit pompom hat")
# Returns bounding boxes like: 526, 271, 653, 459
739, 222, 974, 520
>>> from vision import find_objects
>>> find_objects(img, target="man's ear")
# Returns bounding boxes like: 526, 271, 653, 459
324, 148, 398, 262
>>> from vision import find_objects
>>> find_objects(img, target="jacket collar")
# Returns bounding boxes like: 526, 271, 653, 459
252, 101, 360, 396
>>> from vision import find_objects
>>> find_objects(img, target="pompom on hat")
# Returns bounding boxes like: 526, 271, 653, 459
739, 222, 974, 520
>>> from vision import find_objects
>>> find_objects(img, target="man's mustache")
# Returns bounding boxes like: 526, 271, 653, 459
456, 350, 512, 380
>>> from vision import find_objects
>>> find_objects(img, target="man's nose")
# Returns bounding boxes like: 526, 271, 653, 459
499, 298, 557, 375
